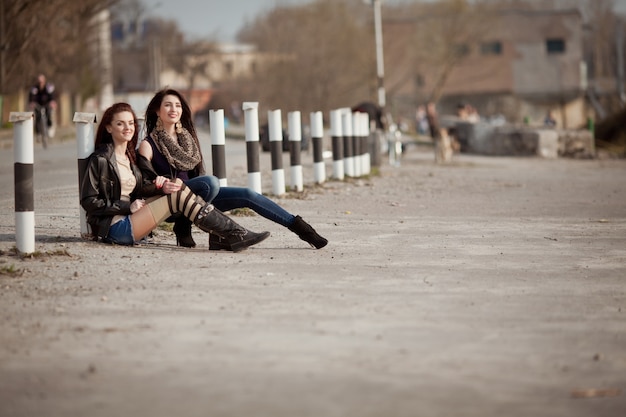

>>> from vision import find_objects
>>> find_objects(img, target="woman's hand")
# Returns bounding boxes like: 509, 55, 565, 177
159, 178, 182, 194
154, 176, 168, 189
130, 199, 145, 213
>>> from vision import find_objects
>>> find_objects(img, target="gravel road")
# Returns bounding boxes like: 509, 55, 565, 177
1, 143, 625, 417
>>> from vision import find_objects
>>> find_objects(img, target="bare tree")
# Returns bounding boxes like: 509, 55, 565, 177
383, 0, 499, 104
167, 39, 218, 91
237, 0, 374, 118
0, 0, 117, 95
111, 1, 218, 93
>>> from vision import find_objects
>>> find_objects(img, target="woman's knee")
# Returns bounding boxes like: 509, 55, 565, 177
207, 176, 220, 191
239, 187, 257, 200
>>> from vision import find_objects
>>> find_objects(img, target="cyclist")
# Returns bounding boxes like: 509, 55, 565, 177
28, 74, 57, 139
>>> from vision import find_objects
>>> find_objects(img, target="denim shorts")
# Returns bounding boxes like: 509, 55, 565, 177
106, 216, 135, 245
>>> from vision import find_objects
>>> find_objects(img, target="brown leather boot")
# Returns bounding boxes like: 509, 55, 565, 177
209, 234, 232, 251
194, 204, 270, 252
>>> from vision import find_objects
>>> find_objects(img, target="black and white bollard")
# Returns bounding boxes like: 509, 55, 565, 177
341, 109, 355, 177
288, 111, 303, 192
74, 112, 96, 238
359, 111, 372, 175
268, 109, 286, 196
243, 102, 262, 194
330, 109, 344, 180
352, 111, 362, 177
10, 112, 35, 254
209, 109, 227, 186
354, 111, 371, 176
310, 111, 325, 184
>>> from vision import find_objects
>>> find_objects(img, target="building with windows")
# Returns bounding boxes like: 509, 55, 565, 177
385, 7, 589, 128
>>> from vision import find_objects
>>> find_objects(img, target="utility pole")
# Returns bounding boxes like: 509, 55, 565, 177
617, 20, 625, 104
95, 9, 114, 110
373, 0, 386, 109
363, 0, 386, 167
149, 39, 162, 91
364, 0, 386, 108
0, 0, 5, 94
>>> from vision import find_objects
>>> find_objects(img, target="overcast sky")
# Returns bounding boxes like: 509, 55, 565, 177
140, 0, 626, 42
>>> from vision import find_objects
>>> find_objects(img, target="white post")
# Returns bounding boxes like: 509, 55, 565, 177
243, 102, 262, 194
74, 112, 96, 238
209, 109, 227, 186
268, 109, 286, 196
310, 111, 325, 184
342, 109, 355, 177
330, 109, 344, 180
361, 112, 372, 175
288, 111, 303, 192
11, 112, 35, 254
352, 111, 362, 177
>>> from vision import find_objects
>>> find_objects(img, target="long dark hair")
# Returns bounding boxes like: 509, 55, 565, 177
145, 88, 199, 142
95, 102, 139, 164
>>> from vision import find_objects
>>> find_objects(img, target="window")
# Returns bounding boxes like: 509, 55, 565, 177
546, 38, 566, 54
111, 22, 124, 41
481, 41, 502, 55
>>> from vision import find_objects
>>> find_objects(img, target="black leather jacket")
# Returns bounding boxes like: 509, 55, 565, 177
80, 144, 163, 240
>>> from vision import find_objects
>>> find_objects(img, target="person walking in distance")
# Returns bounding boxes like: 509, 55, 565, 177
426, 101, 452, 163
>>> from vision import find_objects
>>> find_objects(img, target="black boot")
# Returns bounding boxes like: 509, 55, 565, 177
173, 216, 196, 248
288, 215, 328, 249
209, 234, 232, 251
194, 204, 270, 252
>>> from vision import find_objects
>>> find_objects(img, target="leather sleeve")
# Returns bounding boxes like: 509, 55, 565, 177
80, 155, 131, 217
136, 155, 165, 197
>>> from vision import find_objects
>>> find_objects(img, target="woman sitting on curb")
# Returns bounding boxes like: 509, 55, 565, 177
137, 88, 328, 250
80, 102, 270, 252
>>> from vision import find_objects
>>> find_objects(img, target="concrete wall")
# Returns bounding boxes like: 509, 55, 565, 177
453, 121, 595, 158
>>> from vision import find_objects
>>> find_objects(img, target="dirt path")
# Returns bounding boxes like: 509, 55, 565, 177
1, 148, 625, 417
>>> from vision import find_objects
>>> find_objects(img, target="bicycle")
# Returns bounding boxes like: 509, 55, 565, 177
33, 104, 50, 149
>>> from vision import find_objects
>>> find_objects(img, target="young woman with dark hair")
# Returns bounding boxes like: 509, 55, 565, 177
138, 89, 328, 250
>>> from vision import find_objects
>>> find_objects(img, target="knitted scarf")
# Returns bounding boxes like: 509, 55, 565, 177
150, 125, 201, 172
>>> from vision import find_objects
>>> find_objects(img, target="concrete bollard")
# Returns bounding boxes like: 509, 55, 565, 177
352, 111, 362, 177
360, 112, 372, 175
74, 112, 97, 238
288, 111, 303, 192
330, 109, 344, 180
342, 109, 355, 177
209, 109, 227, 186
310, 111, 325, 184
10, 112, 35, 254
360, 113, 368, 176
268, 109, 286, 196
243, 102, 262, 194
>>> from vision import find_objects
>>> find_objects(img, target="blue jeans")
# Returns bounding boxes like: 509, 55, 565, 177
184, 175, 295, 228
106, 216, 135, 245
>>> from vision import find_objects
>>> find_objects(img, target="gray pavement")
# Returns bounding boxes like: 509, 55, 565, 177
0, 138, 625, 417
